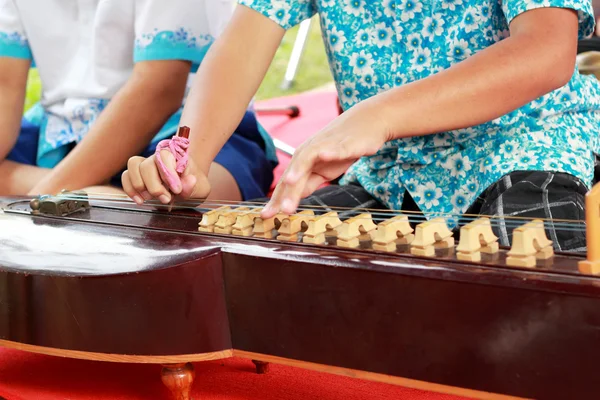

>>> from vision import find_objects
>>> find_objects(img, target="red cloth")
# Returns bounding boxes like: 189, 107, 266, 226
0, 348, 468, 400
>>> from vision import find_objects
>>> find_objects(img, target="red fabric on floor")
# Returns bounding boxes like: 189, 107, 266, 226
255, 89, 340, 190
0, 348, 469, 400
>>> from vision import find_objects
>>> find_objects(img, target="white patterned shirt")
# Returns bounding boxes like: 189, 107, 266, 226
0, 0, 233, 167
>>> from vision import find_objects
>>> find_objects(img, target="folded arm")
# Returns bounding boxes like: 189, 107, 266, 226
28, 59, 191, 195
179, 5, 285, 175
378, 7, 578, 141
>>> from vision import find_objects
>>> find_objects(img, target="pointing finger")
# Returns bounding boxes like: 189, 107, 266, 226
284, 147, 319, 185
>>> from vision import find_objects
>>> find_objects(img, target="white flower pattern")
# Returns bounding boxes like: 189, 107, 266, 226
238, 0, 600, 220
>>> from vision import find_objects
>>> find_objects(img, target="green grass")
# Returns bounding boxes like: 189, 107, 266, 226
255, 16, 333, 100
23, 17, 332, 110
24, 68, 42, 112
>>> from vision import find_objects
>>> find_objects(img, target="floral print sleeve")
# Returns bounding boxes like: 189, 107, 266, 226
502, 0, 596, 38
238, 0, 317, 30
0, 0, 32, 60
134, 0, 233, 68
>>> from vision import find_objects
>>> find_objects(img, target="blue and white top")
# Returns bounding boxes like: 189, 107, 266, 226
240, 0, 600, 219
0, 0, 276, 168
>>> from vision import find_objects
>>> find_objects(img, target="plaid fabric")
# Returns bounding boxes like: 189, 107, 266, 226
251, 183, 388, 219
253, 167, 594, 253
463, 171, 587, 252
294, 184, 388, 219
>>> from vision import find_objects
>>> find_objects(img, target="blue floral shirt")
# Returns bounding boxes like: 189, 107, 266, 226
240, 0, 600, 219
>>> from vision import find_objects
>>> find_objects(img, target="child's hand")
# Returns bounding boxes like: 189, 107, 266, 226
262, 100, 389, 218
122, 150, 210, 205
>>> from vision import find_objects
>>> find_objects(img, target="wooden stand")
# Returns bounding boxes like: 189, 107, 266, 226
579, 183, 600, 274
254, 214, 284, 239
214, 207, 250, 234
372, 215, 414, 252
411, 218, 454, 256
303, 212, 342, 244
161, 363, 195, 400
199, 206, 230, 233
336, 214, 377, 248
277, 211, 314, 241
252, 360, 270, 374
232, 209, 262, 237
456, 218, 499, 262
506, 220, 553, 268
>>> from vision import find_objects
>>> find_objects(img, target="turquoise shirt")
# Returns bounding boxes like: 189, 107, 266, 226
240, 0, 600, 220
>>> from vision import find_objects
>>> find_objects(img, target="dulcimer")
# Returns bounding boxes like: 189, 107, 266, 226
1, 182, 599, 400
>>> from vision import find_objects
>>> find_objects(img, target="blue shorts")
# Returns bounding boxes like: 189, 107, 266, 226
7, 111, 276, 200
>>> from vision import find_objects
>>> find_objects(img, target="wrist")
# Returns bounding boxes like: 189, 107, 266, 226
29, 176, 64, 195
185, 152, 207, 178
359, 95, 396, 144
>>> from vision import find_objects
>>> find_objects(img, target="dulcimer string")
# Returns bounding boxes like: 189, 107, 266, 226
41, 191, 588, 233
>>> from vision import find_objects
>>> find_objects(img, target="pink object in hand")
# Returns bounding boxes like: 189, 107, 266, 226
154, 127, 190, 191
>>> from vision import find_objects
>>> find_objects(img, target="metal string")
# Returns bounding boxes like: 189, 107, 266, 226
38, 191, 588, 233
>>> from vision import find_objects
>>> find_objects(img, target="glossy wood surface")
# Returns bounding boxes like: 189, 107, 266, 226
225, 252, 600, 399
1, 198, 232, 355
2, 196, 600, 399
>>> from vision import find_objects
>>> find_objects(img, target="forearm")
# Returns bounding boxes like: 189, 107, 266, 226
36, 62, 189, 192
0, 58, 30, 159
375, 9, 578, 141
0, 160, 49, 195
180, 5, 285, 174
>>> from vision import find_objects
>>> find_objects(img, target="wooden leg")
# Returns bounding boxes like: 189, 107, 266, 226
161, 363, 195, 400
252, 360, 270, 374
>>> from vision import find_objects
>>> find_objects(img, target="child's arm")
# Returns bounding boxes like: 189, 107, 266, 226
0, 0, 48, 195
0, 0, 31, 161
27, 60, 192, 195
263, 8, 580, 217
0, 57, 29, 160
122, 6, 285, 203
179, 6, 285, 175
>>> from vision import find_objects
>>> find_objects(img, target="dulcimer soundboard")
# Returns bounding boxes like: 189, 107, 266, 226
0, 184, 599, 400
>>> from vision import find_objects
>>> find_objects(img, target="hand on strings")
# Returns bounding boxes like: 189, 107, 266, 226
262, 100, 390, 218
122, 151, 210, 205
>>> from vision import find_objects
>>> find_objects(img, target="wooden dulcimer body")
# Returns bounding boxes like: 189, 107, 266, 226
1, 191, 600, 400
